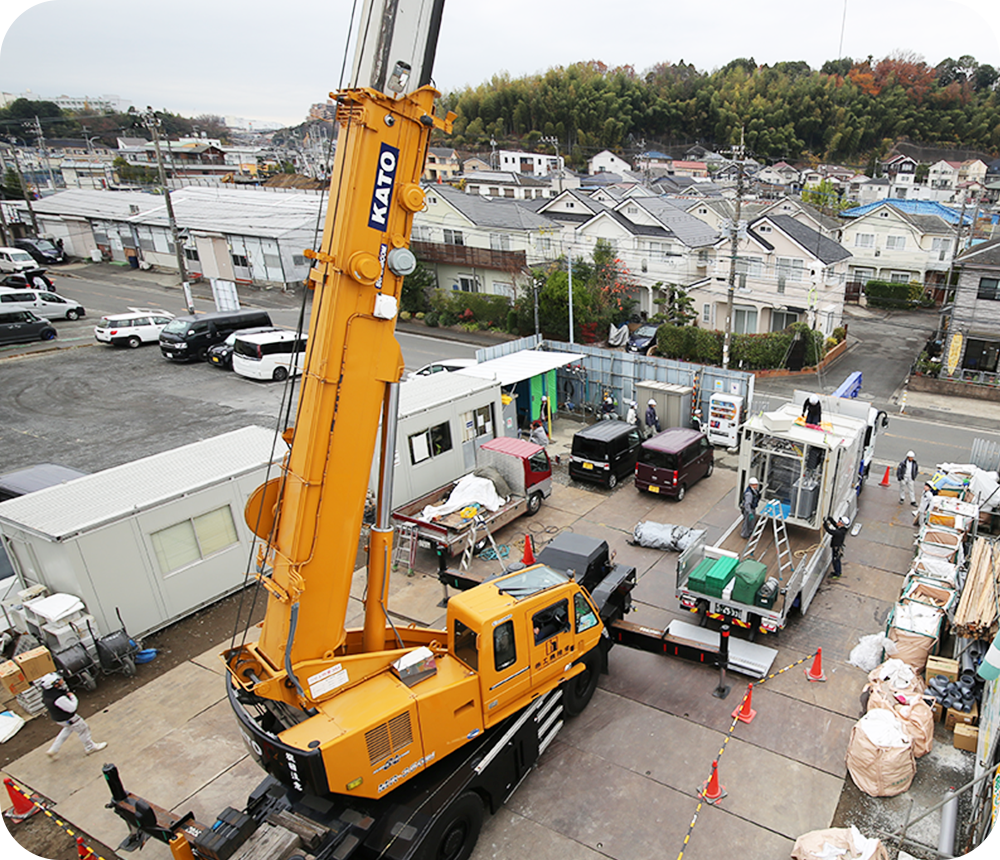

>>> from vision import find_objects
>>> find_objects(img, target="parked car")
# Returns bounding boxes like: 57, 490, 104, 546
207, 326, 280, 370
0, 309, 57, 345
406, 358, 477, 379
1, 272, 55, 291
159, 309, 273, 362
0, 246, 39, 274
0, 287, 85, 320
232, 329, 308, 381
95, 308, 175, 348
627, 324, 662, 354
14, 237, 66, 265
568, 421, 643, 489
634, 428, 713, 501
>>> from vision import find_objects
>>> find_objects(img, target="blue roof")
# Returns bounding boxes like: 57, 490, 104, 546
840, 199, 967, 224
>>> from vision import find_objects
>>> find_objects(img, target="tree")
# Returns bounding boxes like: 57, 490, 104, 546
651, 283, 696, 326
2, 166, 25, 200
400, 263, 435, 313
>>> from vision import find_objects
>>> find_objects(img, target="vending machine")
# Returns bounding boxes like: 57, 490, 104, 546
707, 393, 743, 446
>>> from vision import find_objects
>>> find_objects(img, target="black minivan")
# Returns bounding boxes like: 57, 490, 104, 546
568, 421, 643, 489
159, 309, 273, 362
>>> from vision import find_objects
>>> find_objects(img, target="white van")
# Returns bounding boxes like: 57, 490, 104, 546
0, 247, 38, 274
0, 287, 86, 320
232, 329, 308, 382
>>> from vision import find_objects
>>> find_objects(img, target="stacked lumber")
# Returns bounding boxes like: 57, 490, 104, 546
954, 538, 1000, 639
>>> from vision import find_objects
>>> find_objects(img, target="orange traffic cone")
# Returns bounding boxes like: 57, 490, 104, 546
732, 683, 757, 723
3, 777, 39, 821
879, 466, 891, 487
699, 760, 727, 804
522, 535, 536, 565
77, 837, 90, 859
805, 648, 827, 682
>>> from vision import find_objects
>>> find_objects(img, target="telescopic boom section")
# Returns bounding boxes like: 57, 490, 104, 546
230, 85, 453, 699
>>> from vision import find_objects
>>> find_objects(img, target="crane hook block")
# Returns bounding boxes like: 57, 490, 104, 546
349, 251, 382, 285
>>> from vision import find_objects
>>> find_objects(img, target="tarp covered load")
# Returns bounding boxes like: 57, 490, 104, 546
791, 825, 889, 860
631, 522, 706, 552
419, 474, 507, 521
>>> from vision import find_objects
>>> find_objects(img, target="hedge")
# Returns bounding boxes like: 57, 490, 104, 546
428, 289, 512, 329
656, 322, 825, 370
864, 280, 933, 309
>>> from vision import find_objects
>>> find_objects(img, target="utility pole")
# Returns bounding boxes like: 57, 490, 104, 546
31, 116, 58, 192
140, 108, 192, 312
540, 136, 562, 194
567, 245, 575, 344
722, 129, 746, 370
489, 137, 497, 171
6, 143, 40, 234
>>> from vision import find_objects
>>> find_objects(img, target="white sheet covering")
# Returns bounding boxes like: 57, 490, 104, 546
418, 474, 508, 521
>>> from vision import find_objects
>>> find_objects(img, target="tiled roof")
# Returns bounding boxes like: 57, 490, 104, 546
766, 215, 852, 264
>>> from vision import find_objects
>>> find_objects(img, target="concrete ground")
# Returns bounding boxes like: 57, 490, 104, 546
2, 417, 987, 860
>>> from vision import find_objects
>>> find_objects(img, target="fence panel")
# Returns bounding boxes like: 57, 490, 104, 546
970, 438, 1000, 472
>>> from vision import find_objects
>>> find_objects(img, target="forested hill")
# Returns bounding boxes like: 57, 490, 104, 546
438, 55, 1000, 168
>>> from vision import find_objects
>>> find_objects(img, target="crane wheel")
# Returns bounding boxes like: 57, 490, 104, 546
562, 648, 601, 717
418, 791, 483, 860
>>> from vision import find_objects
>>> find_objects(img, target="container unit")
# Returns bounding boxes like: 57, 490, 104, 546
0, 427, 282, 639
737, 403, 867, 530
635, 381, 693, 429
707, 393, 743, 446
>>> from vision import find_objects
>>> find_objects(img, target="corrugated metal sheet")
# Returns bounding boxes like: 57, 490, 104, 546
0, 426, 281, 540
458, 349, 585, 386
28, 189, 161, 220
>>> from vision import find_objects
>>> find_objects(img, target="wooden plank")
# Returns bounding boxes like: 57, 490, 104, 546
231, 823, 301, 860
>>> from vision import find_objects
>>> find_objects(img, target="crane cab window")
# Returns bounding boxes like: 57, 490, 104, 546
493, 620, 517, 671
574, 593, 598, 633
533, 599, 569, 645
454, 619, 478, 671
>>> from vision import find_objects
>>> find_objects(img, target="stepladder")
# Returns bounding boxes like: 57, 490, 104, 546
392, 522, 419, 576
742, 501, 795, 583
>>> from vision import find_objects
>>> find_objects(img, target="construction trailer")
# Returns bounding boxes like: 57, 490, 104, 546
0, 426, 281, 638
371, 372, 506, 510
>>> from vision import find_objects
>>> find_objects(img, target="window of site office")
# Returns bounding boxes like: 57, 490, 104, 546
408, 422, 453, 464
150, 506, 239, 575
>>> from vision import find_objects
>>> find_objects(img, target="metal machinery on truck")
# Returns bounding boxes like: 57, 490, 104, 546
675, 378, 882, 638
103, 3, 636, 859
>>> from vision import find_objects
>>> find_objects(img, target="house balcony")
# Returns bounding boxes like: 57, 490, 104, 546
411, 241, 527, 272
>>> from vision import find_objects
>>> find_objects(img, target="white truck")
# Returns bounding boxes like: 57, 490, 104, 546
391, 436, 552, 558
676, 396, 875, 638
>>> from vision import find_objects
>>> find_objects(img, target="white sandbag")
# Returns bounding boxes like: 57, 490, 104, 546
0, 710, 24, 743
631, 522, 706, 552
419, 474, 507, 521
791, 825, 889, 860
846, 710, 916, 797
849, 634, 897, 672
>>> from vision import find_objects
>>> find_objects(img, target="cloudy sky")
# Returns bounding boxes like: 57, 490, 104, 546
1, 0, 998, 127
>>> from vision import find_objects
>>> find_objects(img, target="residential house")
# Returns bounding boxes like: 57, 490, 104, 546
758, 198, 842, 240
670, 161, 709, 179
960, 160, 988, 186
116, 137, 236, 179
943, 237, 1000, 377
460, 170, 555, 200
927, 160, 962, 195
588, 150, 632, 175
411, 184, 557, 298
635, 151, 673, 170
696, 215, 851, 336
756, 162, 800, 188
857, 178, 892, 206
839, 200, 960, 293
557, 195, 719, 317
462, 155, 491, 173
497, 150, 563, 177
880, 153, 919, 198
424, 147, 461, 183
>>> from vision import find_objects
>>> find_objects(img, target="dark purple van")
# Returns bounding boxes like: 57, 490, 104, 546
634, 428, 713, 500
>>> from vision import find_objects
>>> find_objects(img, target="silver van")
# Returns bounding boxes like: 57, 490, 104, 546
0, 287, 85, 320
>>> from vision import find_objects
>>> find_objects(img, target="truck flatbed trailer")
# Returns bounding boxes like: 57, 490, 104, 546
676, 513, 830, 638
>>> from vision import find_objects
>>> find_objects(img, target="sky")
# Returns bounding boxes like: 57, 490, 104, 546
0, 0, 998, 128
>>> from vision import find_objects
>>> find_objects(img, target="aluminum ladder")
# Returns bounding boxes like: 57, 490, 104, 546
392, 522, 419, 576
459, 513, 504, 572
743, 501, 795, 583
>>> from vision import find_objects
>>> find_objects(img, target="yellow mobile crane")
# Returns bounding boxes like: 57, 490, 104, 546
105, 2, 636, 858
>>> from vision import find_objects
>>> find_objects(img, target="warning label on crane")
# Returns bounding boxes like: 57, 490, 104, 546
369, 143, 400, 230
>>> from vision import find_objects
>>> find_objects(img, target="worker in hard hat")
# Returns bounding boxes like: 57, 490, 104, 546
823, 515, 850, 579
740, 476, 761, 538
40, 673, 107, 760
644, 399, 661, 434
802, 394, 822, 426
896, 451, 919, 506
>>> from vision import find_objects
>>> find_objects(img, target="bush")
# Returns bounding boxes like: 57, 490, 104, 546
427, 288, 512, 329
825, 337, 838, 353
864, 280, 931, 309
655, 323, 823, 369
399, 311, 411, 321
415, 311, 425, 320
832, 326, 846, 343
424, 311, 440, 327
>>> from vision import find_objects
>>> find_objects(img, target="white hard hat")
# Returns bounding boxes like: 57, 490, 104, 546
906, 451, 915, 458
808, 394, 818, 403
839, 516, 850, 526
39, 672, 62, 689
648, 399, 656, 406
749, 477, 759, 485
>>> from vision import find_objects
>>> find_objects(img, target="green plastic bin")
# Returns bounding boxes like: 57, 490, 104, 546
732, 559, 768, 604
687, 557, 715, 595
705, 556, 739, 598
